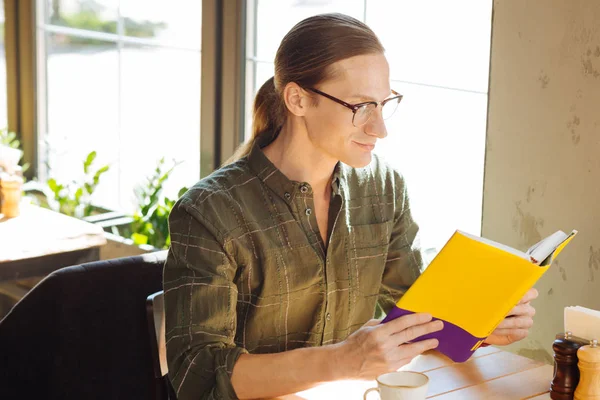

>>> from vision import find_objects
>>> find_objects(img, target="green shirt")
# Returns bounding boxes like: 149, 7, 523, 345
163, 142, 423, 399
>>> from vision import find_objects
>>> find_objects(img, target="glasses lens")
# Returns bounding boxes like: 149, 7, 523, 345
382, 97, 401, 120
353, 104, 376, 127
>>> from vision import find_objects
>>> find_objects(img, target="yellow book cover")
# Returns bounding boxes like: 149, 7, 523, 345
382, 229, 578, 362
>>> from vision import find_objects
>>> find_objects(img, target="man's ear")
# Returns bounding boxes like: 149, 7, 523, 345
282, 82, 309, 117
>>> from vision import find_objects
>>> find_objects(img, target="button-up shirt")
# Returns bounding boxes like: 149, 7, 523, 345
163, 142, 423, 399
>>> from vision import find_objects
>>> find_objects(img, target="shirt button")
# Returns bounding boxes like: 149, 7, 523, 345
300, 185, 309, 194
284, 192, 291, 200
326, 313, 331, 321
305, 208, 312, 216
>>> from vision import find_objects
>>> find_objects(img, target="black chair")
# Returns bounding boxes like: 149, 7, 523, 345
147, 290, 176, 399
0, 251, 168, 399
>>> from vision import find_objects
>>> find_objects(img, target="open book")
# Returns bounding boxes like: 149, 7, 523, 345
382, 229, 578, 362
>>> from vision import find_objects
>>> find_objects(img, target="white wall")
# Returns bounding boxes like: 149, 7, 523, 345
483, 0, 600, 363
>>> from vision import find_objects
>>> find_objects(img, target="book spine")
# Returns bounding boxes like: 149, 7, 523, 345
382, 307, 485, 363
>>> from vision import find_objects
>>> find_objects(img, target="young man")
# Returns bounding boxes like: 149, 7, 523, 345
164, 13, 537, 400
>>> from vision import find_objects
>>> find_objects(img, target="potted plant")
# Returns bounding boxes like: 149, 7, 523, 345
3, 128, 187, 259
96, 157, 188, 259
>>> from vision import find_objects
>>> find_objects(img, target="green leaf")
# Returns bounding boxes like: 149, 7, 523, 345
84, 183, 93, 195
84, 204, 94, 217
178, 187, 188, 198
75, 187, 84, 202
97, 164, 109, 175
131, 233, 149, 245
92, 165, 109, 185
47, 178, 58, 192
83, 151, 97, 173
127, 157, 184, 249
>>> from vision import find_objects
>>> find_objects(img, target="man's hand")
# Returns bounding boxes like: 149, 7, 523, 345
485, 288, 539, 346
334, 313, 444, 380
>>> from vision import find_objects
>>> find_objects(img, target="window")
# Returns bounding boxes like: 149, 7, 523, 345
0, 0, 7, 129
36, 0, 202, 212
244, 0, 493, 258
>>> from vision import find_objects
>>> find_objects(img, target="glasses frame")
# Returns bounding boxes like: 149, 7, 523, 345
304, 87, 403, 127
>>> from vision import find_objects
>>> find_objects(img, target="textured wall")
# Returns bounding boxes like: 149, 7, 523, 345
483, 0, 600, 363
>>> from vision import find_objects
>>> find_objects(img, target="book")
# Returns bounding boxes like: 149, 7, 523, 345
564, 306, 600, 341
382, 229, 578, 362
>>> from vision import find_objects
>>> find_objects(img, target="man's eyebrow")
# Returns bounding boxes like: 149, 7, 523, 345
348, 93, 377, 102
348, 92, 392, 102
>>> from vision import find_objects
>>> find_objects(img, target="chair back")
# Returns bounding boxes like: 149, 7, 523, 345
0, 251, 168, 399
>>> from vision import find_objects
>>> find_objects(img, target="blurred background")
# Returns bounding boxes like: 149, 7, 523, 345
1, 0, 599, 364
1, 0, 492, 255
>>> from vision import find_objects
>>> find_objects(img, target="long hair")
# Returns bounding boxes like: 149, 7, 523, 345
227, 13, 384, 163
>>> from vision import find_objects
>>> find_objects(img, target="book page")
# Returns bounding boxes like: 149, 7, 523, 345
526, 231, 568, 265
456, 229, 574, 266
456, 230, 528, 260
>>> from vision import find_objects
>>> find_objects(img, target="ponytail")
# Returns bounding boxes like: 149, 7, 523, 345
227, 77, 285, 163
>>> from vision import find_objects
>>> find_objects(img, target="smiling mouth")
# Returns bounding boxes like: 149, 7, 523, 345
353, 141, 376, 151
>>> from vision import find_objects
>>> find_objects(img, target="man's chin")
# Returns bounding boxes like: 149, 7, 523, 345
342, 153, 373, 169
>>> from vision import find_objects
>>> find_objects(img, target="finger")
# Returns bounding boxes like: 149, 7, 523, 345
491, 329, 530, 343
495, 316, 534, 330
392, 320, 444, 346
519, 288, 539, 304
491, 328, 530, 338
394, 339, 440, 361
379, 313, 433, 336
507, 303, 536, 318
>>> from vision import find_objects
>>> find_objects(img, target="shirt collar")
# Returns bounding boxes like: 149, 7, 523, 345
247, 140, 345, 200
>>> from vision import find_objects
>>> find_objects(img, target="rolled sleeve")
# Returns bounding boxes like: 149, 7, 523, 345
164, 199, 247, 399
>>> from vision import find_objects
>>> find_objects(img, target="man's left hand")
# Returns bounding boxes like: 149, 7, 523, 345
484, 288, 539, 346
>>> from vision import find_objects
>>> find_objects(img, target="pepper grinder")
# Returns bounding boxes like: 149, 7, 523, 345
551, 331, 589, 400
574, 339, 600, 400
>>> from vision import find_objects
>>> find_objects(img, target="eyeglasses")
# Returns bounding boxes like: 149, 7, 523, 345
304, 87, 403, 127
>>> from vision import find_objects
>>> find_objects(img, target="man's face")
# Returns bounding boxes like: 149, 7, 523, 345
302, 53, 392, 168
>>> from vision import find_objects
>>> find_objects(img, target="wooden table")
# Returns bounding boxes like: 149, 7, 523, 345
0, 203, 107, 282
278, 346, 553, 399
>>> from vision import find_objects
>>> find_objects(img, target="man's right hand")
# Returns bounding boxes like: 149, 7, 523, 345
333, 313, 444, 380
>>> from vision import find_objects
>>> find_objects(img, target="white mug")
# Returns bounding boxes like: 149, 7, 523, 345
363, 371, 429, 400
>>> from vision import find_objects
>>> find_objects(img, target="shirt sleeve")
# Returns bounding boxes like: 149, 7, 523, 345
164, 198, 247, 400
378, 177, 424, 314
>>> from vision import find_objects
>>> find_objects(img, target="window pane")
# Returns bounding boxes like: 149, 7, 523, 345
244, 61, 274, 141
46, 0, 119, 34
374, 83, 488, 253
44, 33, 120, 210
255, 61, 274, 95
39, 2, 202, 213
120, 44, 200, 211
255, 0, 365, 61
0, 1, 7, 129
367, 0, 493, 92
120, 0, 201, 49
